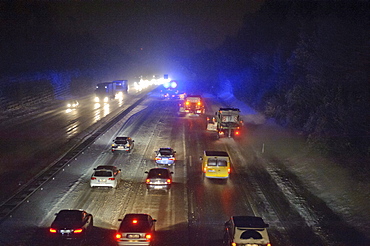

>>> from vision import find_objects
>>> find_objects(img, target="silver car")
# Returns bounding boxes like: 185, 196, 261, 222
154, 148, 176, 166
115, 213, 156, 246
90, 165, 121, 188
112, 137, 134, 153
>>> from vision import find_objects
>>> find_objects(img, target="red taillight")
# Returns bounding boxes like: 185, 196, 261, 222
231, 243, 236, 246
166, 179, 171, 184
155, 157, 161, 160
91, 177, 96, 180
197, 102, 201, 106
132, 219, 138, 224
146, 179, 150, 184
49, 228, 57, 233
228, 168, 231, 174
203, 167, 207, 173
266, 244, 272, 246
145, 234, 152, 239
185, 101, 190, 105
74, 228, 83, 233
168, 157, 175, 160
235, 131, 240, 135
108, 178, 115, 180
115, 233, 122, 239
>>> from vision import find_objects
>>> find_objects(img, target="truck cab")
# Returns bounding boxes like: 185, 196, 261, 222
179, 95, 205, 115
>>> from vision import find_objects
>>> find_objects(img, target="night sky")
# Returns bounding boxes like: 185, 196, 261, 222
0, 0, 265, 77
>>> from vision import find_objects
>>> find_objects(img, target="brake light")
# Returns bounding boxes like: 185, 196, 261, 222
197, 102, 201, 106
168, 157, 175, 160
185, 101, 190, 105
74, 228, 83, 233
146, 179, 150, 183
235, 131, 240, 135
132, 219, 138, 224
155, 157, 161, 160
108, 178, 115, 180
231, 243, 236, 246
266, 244, 272, 246
166, 179, 171, 184
228, 168, 231, 174
91, 177, 96, 180
203, 167, 207, 173
49, 228, 57, 233
115, 233, 122, 239
145, 234, 152, 239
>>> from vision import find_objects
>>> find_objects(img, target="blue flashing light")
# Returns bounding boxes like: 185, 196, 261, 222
170, 81, 177, 88
163, 82, 170, 88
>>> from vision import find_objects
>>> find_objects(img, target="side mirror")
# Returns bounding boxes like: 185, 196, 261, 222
173, 151, 176, 153
199, 156, 203, 160
145, 171, 149, 173
118, 169, 122, 171
153, 219, 157, 222
265, 223, 269, 227
132, 140, 135, 142
170, 172, 174, 174
118, 219, 123, 221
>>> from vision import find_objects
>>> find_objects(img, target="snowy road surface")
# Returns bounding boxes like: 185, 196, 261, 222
0, 90, 368, 245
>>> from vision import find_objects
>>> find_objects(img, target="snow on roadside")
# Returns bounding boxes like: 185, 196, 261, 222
218, 92, 370, 237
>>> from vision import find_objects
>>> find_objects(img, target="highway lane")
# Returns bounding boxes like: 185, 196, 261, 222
0, 89, 150, 202
0, 93, 368, 245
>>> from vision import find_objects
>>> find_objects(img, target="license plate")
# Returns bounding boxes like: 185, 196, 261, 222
208, 169, 215, 172
154, 186, 164, 189
127, 234, 140, 239
118, 146, 124, 149
60, 230, 71, 233
98, 179, 106, 182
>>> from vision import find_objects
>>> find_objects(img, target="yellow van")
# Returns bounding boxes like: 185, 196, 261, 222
200, 151, 231, 179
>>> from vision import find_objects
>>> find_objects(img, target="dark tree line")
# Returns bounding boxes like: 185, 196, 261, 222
190, 1, 370, 156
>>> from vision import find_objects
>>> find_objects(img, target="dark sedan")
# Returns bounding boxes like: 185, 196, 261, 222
49, 209, 93, 241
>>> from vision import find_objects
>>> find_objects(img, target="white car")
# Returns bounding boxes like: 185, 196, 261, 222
223, 216, 271, 246
90, 165, 121, 188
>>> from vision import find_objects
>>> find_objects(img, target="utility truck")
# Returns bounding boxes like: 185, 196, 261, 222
207, 108, 242, 138
178, 95, 205, 115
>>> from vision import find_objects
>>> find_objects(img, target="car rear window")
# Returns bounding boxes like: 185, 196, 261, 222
240, 229, 263, 240
115, 140, 127, 144
159, 150, 172, 155
148, 169, 169, 178
55, 211, 81, 221
119, 221, 151, 232
207, 159, 227, 166
94, 170, 113, 177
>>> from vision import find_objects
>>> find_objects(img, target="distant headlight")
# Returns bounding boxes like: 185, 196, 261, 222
94, 97, 100, 103
103, 97, 109, 102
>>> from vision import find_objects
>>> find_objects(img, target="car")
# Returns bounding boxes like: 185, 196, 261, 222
145, 167, 173, 193
49, 209, 93, 241
90, 165, 121, 188
223, 216, 271, 246
66, 100, 79, 108
154, 148, 176, 166
115, 213, 156, 246
112, 137, 135, 152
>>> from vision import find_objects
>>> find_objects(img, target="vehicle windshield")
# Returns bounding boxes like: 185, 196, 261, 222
55, 211, 81, 221
115, 140, 127, 144
207, 159, 227, 166
119, 221, 151, 232
159, 149, 173, 155
148, 170, 170, 179
240, 229, 263, 240
94, 170, 113, 177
